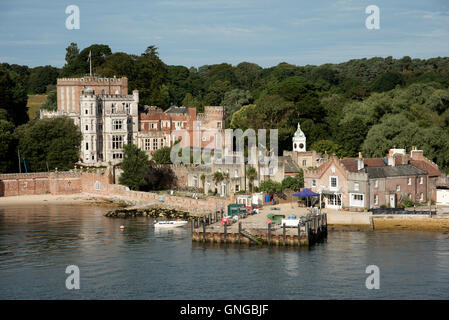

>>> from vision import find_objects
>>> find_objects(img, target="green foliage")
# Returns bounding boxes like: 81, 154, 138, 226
0, 65, 29, 125
246, 165, 257, 192
27, 66, 59, 94
259, 179, 283, 195
310, 140, 342, 156
0, 119, 17, 173
15, 116, 81, 172
281, 172, 303, 191
119, 144, 149, 191
152, 146, 172, 164
371, 72, 404, 93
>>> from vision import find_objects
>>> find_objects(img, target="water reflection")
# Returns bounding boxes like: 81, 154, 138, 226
0, 205, 448, 299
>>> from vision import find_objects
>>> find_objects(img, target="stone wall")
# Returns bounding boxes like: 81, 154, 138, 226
0, 169, 232, 214
0, 172, 82, 197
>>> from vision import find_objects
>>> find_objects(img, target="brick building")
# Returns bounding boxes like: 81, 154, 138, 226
304, 148, 441, 210
41, 76, 225, 165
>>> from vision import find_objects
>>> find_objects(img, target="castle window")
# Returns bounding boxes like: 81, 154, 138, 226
312, 179, 316, 187
111, 103, 116, 114
85, 125, 88, 131
113, 120, 123, 130
396, 185, 400, 192
150, 123, 157, 129
408, 178, 412, 185
302, 160, 307, 166
294, 143, 297, 149
217, 122, 222, 129
153, 139, 158, 150
112, 136, 123, 149
419, 177, 423, 184
374, 194, 378, 205
112, 153, 123, 159
86, 142, 89, 150
85, 109, 88, 115
144, 139, 151, 151
374, 180, 378, 188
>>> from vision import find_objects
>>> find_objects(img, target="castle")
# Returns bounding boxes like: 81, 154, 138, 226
41, 76, 225, 165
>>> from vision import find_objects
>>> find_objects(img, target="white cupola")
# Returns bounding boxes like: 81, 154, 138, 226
293, 122, 306, 152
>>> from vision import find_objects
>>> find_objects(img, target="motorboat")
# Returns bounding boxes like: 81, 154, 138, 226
153, 220, 188, 228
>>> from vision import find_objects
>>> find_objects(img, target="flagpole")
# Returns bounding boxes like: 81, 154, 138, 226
89, 50, 92, 76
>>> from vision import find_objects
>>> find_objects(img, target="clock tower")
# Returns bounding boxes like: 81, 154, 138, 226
293, 122, 306, 152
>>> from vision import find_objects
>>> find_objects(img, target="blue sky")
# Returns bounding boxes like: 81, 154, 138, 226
0, 0, 448, 68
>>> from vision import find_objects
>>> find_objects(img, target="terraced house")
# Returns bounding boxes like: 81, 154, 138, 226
304, 147, 443, 210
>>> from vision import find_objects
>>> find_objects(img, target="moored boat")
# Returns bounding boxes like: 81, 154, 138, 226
153, 220, 188, 228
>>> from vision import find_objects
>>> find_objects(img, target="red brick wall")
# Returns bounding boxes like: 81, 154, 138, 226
0, 172, 82, 196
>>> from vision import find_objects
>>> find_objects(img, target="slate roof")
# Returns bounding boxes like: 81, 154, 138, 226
364, 165, 427, 179
165, 106, 188, 114
284, 157, 301, 174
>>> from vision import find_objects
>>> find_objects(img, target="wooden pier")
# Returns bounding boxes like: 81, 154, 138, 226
191, 212, 328, 247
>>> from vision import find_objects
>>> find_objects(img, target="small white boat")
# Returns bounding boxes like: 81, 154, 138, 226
153, 220, 188, 228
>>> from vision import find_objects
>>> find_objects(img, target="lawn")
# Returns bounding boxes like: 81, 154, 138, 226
27, 94, 47, 120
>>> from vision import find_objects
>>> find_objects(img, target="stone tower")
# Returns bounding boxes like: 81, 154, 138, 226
293, 122, 306, 152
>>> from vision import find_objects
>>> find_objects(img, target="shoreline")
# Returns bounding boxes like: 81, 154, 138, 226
2, 194, 449, 232
0, 193, 130, 207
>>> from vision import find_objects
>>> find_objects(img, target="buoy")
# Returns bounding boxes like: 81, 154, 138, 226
120, 225, 125, 230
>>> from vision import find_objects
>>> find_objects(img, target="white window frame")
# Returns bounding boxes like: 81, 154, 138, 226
408, 178, 412, 185
350, 193, 364, 208
396, 185, 400, 192
419, 177, 423, 185
329, 176, 338, 190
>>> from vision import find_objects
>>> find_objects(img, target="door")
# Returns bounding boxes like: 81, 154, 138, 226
389, 194, 396, 208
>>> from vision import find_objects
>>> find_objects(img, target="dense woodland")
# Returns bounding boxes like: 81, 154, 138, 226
1, 42, 449, 173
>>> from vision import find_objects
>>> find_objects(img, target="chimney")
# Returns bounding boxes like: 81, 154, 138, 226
410, 146, 424, 160
357, 152, 364, 170
388, 154, 395, 167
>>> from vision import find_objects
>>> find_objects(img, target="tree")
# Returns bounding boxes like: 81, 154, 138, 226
27, 66, 59, 94
259, 179, 283, 195
281, 172, 303, 191
212, 171, 224, 193
371, 72, 404, 93
0, 119, 17, 173
152, 146, 172, 164
200, 174, 206, 189
246, 165, 257, 192
310, 140, 342, 156
15, 116, 81, 172
221, 88, 253, 126
119, 144, 149, 191
0, 65, 29, 125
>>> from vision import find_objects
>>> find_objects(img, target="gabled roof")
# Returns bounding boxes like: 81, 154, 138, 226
409, 159, 441, 177
340, 158, 386, 172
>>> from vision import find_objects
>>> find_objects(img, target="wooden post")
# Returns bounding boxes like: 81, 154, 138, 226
202, 217, 206, 242
191, 219, 194, 233
208, 213, 211, 225
238, 222, 241, 245
297, 223, 301, 247
224, 223, 227, 243
214, 211, 217, 223
267, 223, 271, 245
282, 223, 286, 246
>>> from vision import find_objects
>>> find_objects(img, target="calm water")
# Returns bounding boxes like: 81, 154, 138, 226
0, 205, 448, 299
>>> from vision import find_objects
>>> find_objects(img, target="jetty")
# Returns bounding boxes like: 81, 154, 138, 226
191, 209, 327, 247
